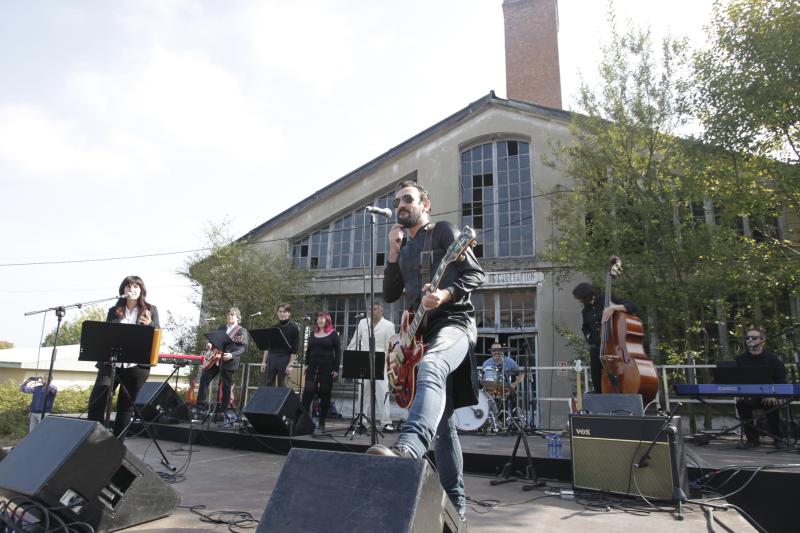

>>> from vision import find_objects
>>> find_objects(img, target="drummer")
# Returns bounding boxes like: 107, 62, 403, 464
482, 343, 524, 407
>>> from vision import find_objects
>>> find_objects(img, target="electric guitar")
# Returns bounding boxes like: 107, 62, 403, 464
386, 226, 477, 409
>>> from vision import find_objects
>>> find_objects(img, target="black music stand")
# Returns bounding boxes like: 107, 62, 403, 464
199, 330, 235, 426
250, 327, 291, 386
79, 321, 175, 471
342, 350, 384, 439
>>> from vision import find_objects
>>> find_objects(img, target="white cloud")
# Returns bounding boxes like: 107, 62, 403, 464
69, 45, 285, 169
240, 1, 356, 92
0, 104, 153, 181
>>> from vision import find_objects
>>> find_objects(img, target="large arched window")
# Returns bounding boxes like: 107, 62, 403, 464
291, 190, 394, 269
460, 140, 533, 258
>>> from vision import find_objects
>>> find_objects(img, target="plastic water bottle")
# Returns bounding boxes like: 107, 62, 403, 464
546, 434, 554, 458
554, 435, 563, 458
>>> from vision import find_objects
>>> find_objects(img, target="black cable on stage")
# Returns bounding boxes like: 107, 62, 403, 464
180, 504, 259, 533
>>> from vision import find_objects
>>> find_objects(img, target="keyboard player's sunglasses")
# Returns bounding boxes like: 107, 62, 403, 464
745, 335, 763, 341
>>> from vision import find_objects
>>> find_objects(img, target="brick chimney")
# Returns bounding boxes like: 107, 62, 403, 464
503, 0, 562, 109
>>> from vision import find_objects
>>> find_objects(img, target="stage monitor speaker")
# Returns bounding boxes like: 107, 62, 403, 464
134, 381, 188, 422
582, 393, 644, 416
0, 417, 179, 533
570, 414, 688, 501
258, 448, 463, 533
242, 386, 313, 436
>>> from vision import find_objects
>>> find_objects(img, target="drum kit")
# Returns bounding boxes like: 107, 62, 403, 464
453, 364, 531, 434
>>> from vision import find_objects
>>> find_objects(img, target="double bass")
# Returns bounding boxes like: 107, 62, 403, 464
599, 256, 658, 403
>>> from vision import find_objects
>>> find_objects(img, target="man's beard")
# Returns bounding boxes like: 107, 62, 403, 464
398, 209, 423, 228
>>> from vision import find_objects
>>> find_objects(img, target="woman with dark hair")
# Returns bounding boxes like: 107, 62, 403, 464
87, 275, 159, 439
572, 281, 637, 394
302, 312, 341, 436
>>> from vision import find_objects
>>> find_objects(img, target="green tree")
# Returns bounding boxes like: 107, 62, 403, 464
41, 306, 106, 346
173, 222, 315, 363
694, 0, 800, 167
546, 11, 798, 366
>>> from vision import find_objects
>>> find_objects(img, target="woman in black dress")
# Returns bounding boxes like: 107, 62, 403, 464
302, 311, 341, 435
87, 275, 159, 439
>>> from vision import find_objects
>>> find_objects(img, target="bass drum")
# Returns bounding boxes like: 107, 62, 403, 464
453, 390, 491, 432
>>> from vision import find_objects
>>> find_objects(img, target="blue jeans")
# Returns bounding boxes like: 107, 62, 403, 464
395, 324, 474, 515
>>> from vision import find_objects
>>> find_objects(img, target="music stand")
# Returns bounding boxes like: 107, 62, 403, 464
78, 321, 175, 471
342, 350, 384, 439
250, 327, 290, 351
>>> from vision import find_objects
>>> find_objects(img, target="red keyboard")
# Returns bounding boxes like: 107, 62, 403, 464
158, 353, 204, 366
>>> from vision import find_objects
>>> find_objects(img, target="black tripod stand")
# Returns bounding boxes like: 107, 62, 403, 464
342, 349, 385, 439
490, 411, 543, 490
345, 377, 370, 438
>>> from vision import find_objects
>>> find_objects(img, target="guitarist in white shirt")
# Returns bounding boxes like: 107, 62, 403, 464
347, 302, 398, 431
366, 180, 484, 524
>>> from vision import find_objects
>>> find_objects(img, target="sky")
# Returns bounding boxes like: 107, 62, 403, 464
0, 0, 715, 350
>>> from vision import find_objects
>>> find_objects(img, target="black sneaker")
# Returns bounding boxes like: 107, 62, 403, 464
365, 444, 414, 458
735, 440, 760, 450
774, 439, 789, 450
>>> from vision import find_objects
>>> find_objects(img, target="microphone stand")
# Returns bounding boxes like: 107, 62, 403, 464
25, 295, 120, 419
351, 316, 361, 428
516, 321, 535, 431
367, 212, 379, 446
634, 403, 686, 513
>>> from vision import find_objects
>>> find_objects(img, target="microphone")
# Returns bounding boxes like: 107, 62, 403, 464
352, 313, 366, 321
365, 206, 392, 219
249, 311, 262, 317
203, 317, 216, 323
303, 314, 313, 321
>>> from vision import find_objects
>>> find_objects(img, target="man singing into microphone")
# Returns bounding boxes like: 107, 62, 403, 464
735, 326, 788, 450
366, 180, 484, 524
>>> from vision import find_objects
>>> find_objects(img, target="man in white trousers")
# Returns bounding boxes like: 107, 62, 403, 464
347, 302, 397, 431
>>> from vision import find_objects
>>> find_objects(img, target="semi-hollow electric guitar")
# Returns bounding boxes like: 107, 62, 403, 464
386, 226, 477, 409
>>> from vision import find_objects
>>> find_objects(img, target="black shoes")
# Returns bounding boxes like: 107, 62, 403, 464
736, 440, 760, 450
365, 444, 414, 458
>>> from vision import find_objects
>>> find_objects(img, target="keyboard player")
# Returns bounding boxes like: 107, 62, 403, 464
735, 326, 788, 450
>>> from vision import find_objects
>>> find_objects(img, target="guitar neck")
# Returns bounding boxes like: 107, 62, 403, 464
403, 260, 449, 346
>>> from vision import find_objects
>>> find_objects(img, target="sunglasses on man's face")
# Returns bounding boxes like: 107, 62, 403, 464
745, 335, 763, 341
392, 194, 417, 209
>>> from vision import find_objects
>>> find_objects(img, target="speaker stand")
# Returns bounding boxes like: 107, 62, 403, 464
490, 415, 543, 490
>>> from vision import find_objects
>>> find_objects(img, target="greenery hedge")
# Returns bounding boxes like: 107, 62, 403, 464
0, 382, 94, 446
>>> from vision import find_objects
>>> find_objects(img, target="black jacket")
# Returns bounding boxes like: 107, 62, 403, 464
383, 221, 485, 409
216, 324, 249, 372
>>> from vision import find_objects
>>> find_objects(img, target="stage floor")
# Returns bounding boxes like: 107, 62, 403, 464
119, 434, 756, 533
102, 413, 800, 532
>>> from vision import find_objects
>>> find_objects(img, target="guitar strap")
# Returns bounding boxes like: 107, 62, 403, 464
420, 222, 436, 330
228, 324, 242, 343
420, 222, 435, 284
